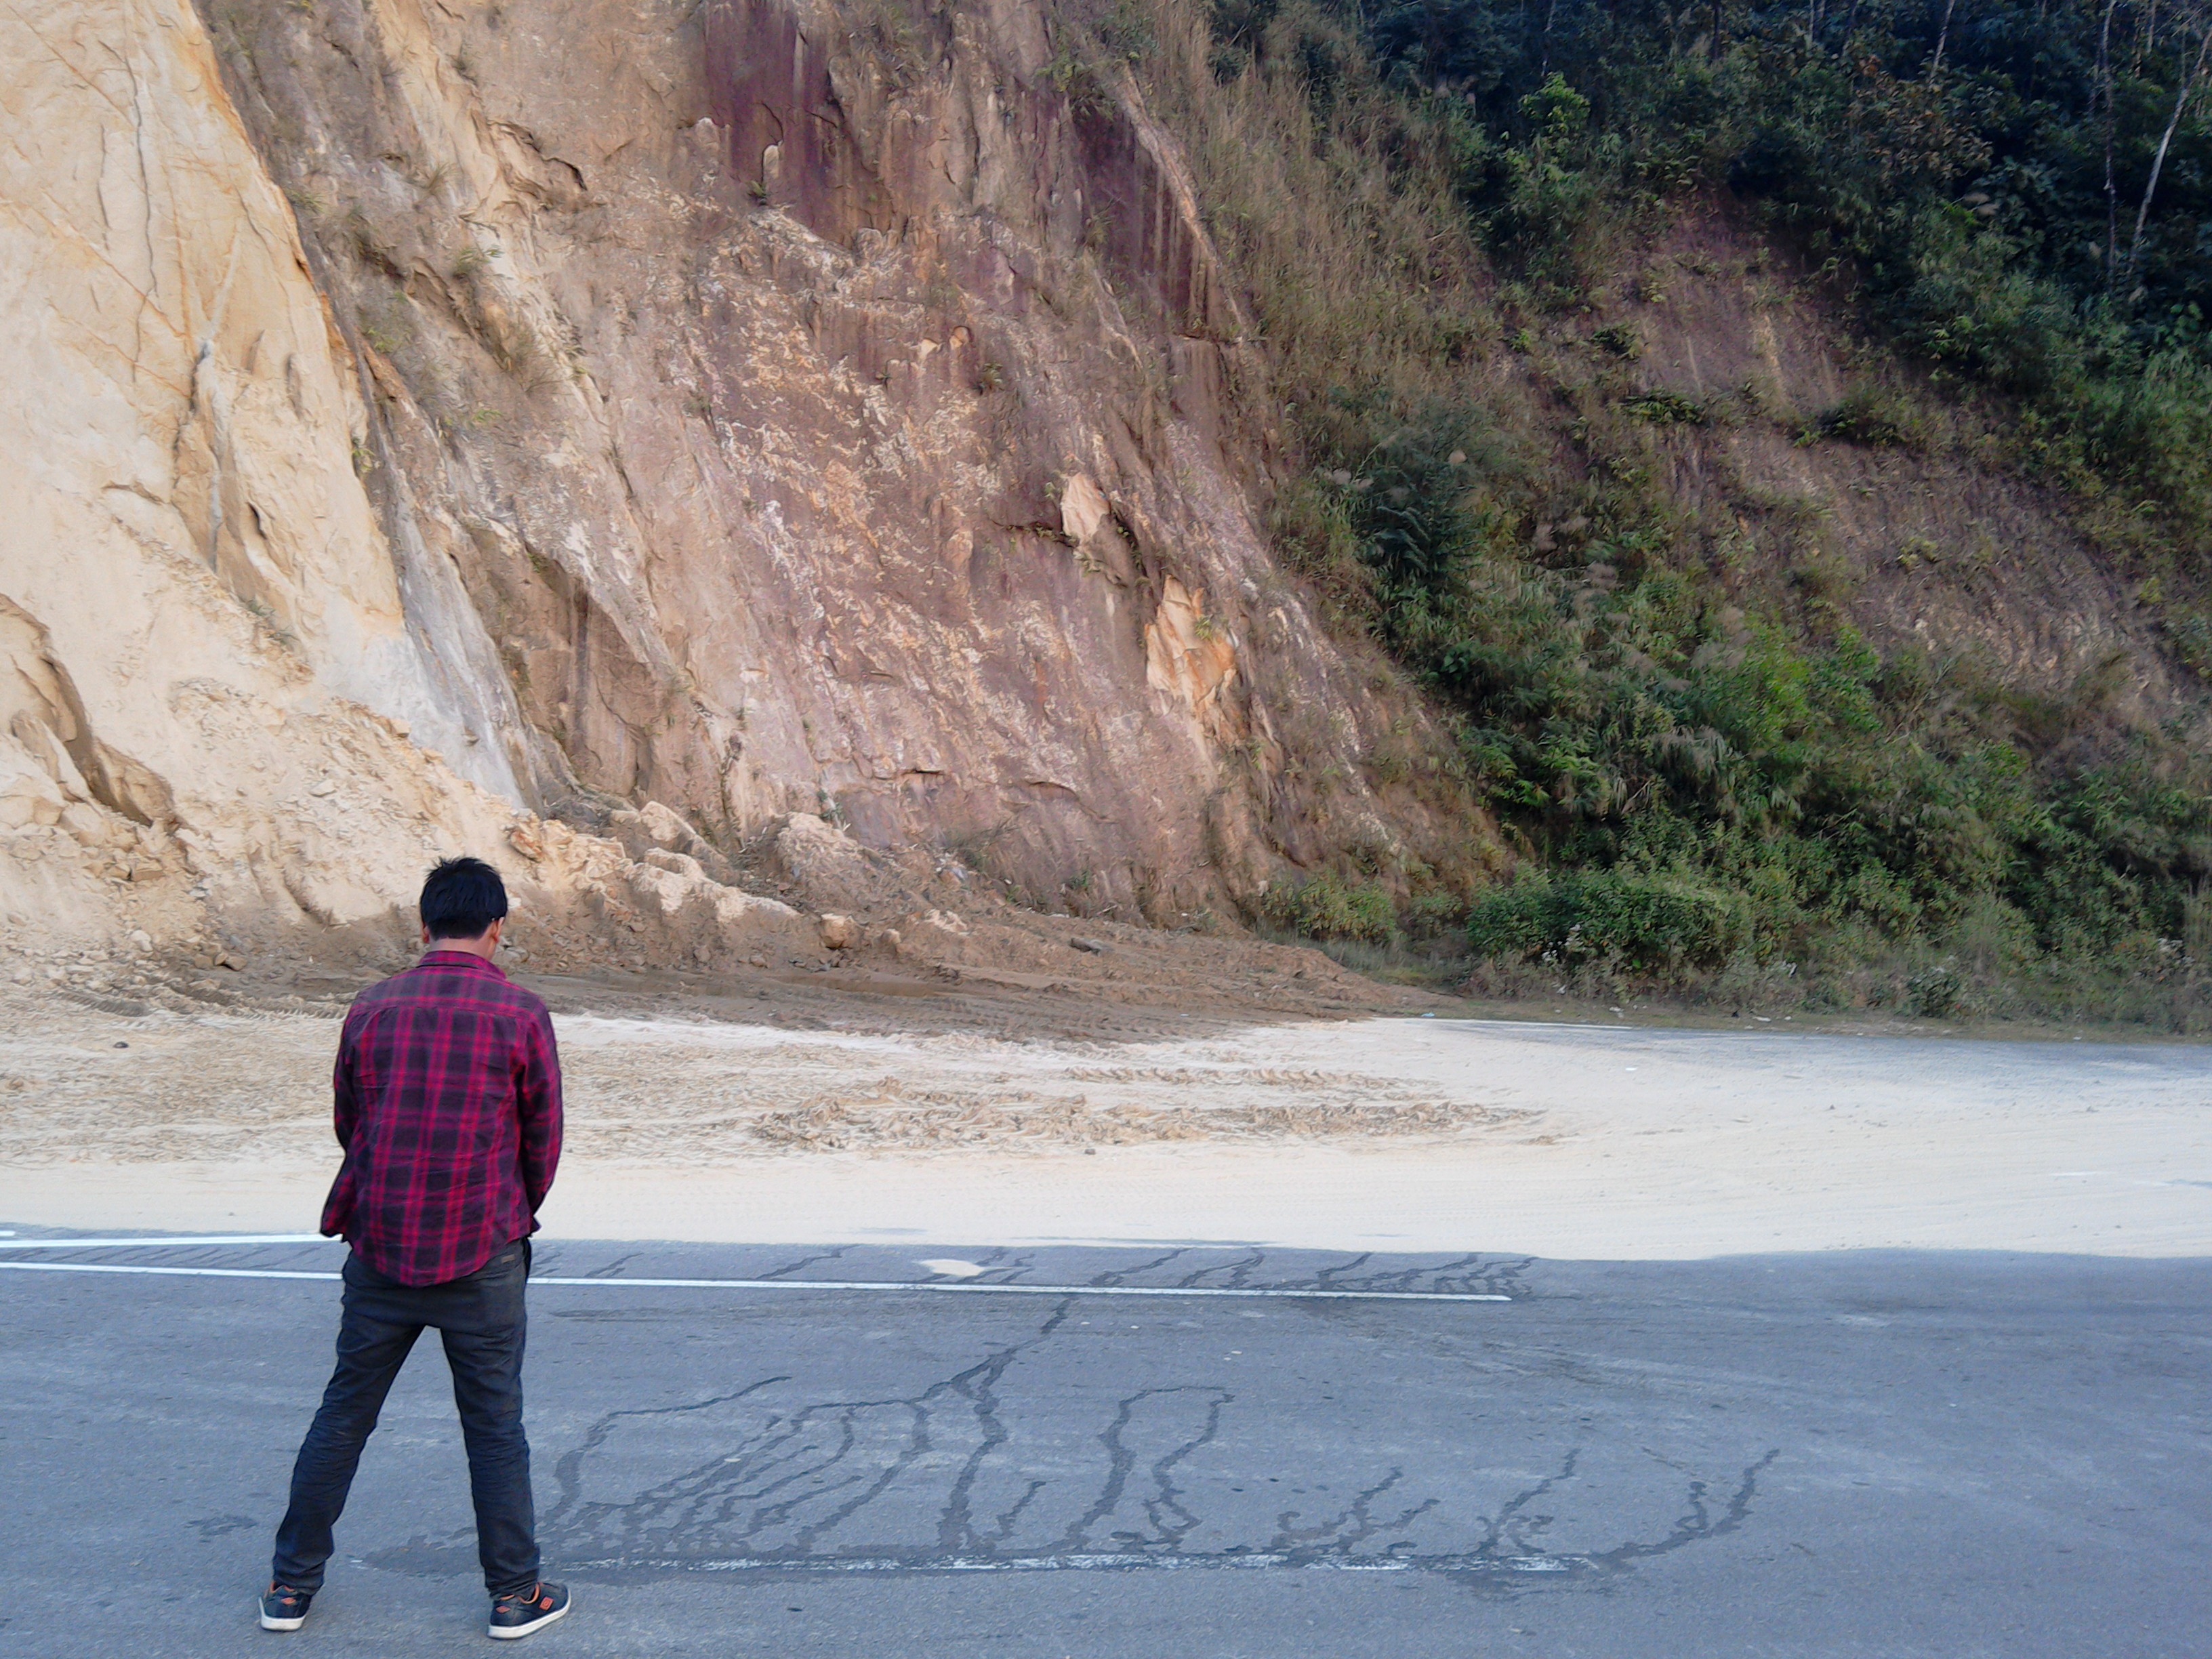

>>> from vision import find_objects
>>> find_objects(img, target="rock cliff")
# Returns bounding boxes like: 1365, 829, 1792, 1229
2, 0, 1483, 973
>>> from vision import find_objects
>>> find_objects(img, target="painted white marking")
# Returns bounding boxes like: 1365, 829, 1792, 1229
567, 1551, 1572, 1574
917, 1258, 985, 1278
0, 1262, 1510, 1303
0, 1263, 337, 1282
0, 1235, 327, 1249
539, 1276, 1510, 1303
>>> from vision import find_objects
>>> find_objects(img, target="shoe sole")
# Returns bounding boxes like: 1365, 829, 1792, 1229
258, 1607, 307, 1632
488, 1597, 570, 1639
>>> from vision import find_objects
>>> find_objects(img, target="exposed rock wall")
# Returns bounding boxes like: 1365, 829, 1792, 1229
3, 0, 1486, 967
185, 0, 1477, 917
0, 0, 541, 954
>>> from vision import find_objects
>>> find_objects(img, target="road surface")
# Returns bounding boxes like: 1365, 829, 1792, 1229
1, 1233, 2205, 1656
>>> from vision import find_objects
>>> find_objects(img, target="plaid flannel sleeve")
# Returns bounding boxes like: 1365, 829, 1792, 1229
331, 1008, 364, 1152
515, 1003, 562, 1212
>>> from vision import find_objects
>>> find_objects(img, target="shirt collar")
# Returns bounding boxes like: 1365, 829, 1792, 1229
413, 949, 508, 980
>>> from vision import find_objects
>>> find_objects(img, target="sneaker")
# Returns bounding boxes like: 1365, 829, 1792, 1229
258, 1582, 314, 1631
488, 1580, 570, 1639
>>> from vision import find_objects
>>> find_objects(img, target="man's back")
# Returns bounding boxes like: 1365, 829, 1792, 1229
272, 855, 571, 1640
322, 952, 562, 1286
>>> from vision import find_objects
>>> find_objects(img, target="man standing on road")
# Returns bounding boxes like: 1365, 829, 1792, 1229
261, 856, 571, 1641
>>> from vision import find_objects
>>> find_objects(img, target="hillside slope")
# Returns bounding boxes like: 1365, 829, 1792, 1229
4, 0, 2203, 1024
1588, 213, 2189, 717
1128, 0, 2209, 1023
2, 0, 1498, 985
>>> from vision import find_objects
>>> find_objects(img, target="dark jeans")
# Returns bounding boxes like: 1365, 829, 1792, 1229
272, 1240, 539, 1597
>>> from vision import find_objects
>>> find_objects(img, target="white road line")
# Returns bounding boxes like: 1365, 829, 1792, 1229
0, 1263, 337, 1282
0, 1261, 1510, 1302
568, 1551, 1574, 1574
529, 1276, 1511, 1303
0, 1235, 327, 1249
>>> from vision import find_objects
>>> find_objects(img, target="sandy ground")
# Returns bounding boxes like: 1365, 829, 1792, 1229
1, 975, 2205, 1259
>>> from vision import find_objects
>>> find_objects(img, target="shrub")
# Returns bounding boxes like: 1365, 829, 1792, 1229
1466, 869, 1755, 977
1263, 873, 1398, 944
1591, 322, 1641, 359
1623, 390, 1707, 426
1903, 961, 1963, 1018
1334, 398, 1486, 587
838, 0, 927, 82
1798, 386, 1921, 449
1710, 949, 1803, 1014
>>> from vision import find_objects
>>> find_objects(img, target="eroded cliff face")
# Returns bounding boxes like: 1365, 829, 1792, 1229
191, 0, 1475, 910
1, 0, 1489, 976
1, 0, 546, 961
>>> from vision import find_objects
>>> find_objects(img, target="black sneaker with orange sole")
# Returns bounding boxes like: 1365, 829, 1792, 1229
258, 1582, 314, 1631
488, 1580, 571, 1640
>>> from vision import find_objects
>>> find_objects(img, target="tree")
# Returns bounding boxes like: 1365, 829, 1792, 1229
2126, 9, 2212, 286
1931, 0, 1963, 75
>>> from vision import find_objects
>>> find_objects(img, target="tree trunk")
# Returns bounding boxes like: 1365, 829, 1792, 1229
2125, 17, 2212, 286
2100, 0, 2123, 289
1931, 0, 1962, 73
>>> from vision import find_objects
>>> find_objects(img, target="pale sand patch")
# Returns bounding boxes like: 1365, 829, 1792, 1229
1, 1000, 2205, 1257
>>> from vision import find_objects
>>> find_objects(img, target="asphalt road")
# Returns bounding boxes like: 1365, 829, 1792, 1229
0, 1233, 2205, 1657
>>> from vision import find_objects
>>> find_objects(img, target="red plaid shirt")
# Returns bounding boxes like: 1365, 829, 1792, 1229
321, 951, 563, 1286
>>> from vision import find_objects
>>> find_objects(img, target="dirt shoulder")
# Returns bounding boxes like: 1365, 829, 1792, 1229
1, 951, 2205, 1258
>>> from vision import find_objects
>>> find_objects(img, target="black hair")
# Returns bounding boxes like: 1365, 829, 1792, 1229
419, 856, 509, 940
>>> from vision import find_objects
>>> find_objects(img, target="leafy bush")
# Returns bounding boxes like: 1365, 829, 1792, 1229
1345, 0, 2212, 548
839, 0, 928, 82
1903, 961, 1963, 1018
1622, 390, 1707, 426
1466, 869, 1755, 972
2166, 610, 2212, 680
1590, 322, 1641, 359
1798, 386, 1922, 449
1321, 398, 1486, 586
1261, 873, 1398, 943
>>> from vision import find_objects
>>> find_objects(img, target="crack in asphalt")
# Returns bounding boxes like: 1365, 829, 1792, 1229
1085, 1247, 1192, 1288
1174, 1249, 1267, 1289
1049, 1384, 1231, 1557
1305, 1252, 1530, 1299
518, 1245, 1534, 1300
367, 1290, 1776, 1589
967, 1246, 1040, 1284
752, 1246, 855, 1281
497, 1303, 1087, 1571
1590, 1448, 1782, 1569
1267, 1466, 1438, 1557
938, 1302, 1073, 1553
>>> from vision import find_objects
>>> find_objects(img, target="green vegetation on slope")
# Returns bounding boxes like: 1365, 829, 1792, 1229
1348, 0, 2212, 565
1080, 0, 2212, 1024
